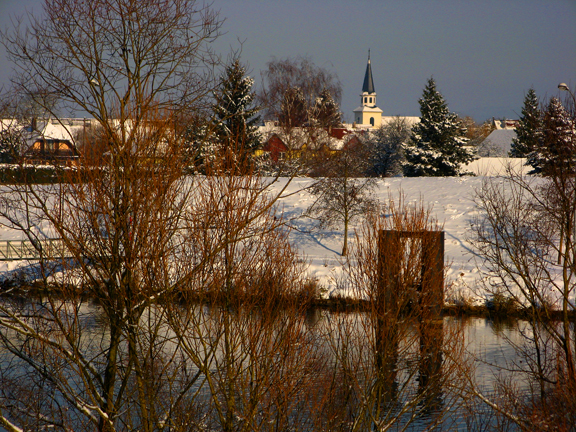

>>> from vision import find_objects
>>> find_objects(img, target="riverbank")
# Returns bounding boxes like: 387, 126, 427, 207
1, 174, 561, 309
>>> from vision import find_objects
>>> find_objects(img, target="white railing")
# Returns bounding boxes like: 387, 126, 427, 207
0, 239, 71, 261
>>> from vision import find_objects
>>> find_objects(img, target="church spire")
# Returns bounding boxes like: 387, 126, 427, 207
362, 50, 375, 94
353, 49, 382, 127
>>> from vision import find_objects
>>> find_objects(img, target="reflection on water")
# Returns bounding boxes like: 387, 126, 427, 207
0, 298, 533, 431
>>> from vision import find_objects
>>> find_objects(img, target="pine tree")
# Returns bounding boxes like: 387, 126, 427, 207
0, 127, 21, 163
213, 59, 261, 160
278, 86, 308, 128
527, 97, 574, 175
182, 116, 215, 173
311, 88, 342, 129
510, 88, 542, 158
404, 78, 476, 176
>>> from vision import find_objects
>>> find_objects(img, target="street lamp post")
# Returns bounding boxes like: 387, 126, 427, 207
558, 82, 576, 108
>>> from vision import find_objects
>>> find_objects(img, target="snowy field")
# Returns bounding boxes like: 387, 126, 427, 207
272, 158, 530, 304
0, 158, 534, 305
272, 176, 486, 303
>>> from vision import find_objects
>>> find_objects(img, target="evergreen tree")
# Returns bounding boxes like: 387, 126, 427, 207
278, 86, 308, 128
213, 59, 261, 161
527, 97, 574, 175
404, 78, 476, 176
510, 88, 542, 158
0, 127, 21, 163
311, 88, 342, 129
182, 115, 215, 173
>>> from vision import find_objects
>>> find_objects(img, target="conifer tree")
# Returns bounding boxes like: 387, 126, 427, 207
311, 88, 342, 129
213, 59, 261, 162
510, 88, 542, 158
527, 97, 574, 175
278, 86, 308, 128
0, 128, 20, 163
404, 78, 475, 176
182, 114, 215, 173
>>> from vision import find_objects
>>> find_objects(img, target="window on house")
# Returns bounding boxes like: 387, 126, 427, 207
370, 117, 374, 126
369, 97, 372, 104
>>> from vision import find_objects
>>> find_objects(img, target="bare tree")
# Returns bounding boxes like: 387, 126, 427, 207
278, 86, 308, 128
366, 116, 410, 177
0, 2, 331, 431
307, 145, 378, 256
469, 164, 576, 429
0, 1, 223, 431
258, 56, 342, 123
258, 57, 343, 170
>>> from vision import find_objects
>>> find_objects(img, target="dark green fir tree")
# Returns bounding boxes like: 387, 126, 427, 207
0, 126, 21, 163
213, 59, 261, 164
404, 77, 476, 176
527, 97, 574, 175
278, 86, 308, 128
510, 88, 542, 158
311, 88, 342, 129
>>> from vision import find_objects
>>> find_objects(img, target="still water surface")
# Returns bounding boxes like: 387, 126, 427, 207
0, 299, 532, 431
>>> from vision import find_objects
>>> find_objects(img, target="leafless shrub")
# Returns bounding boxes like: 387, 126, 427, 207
320, 192, 469, 430
469, 166, 576, 430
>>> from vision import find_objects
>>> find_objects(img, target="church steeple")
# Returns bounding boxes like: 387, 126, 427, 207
362, 49, 375, 94
360, 50, 377, 108
353, 50, 383, 127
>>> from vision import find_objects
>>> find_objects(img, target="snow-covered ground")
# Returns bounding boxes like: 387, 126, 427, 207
0, 158, 536, 305
272, 176, 486, 303
269, 158, 533, 304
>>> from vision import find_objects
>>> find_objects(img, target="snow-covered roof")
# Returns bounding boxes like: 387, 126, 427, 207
353, 105, 383, 113
381, 116, 420, 127
481, 129, 517, 155
259, 124, 359, 151
41, 120, 82, 141
465, 157, 527, 176
492, 119, 518, 130
1, 117, 101, 150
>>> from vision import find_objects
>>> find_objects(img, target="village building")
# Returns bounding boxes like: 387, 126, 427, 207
1, 117, 97, 165
257, 121, 363, 162
476, 118, 518, 156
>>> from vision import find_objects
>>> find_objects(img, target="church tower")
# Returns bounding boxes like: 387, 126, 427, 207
353, 50, 383, 127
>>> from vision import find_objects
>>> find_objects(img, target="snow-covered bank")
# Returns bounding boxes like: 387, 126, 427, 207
0, 168, 548, 306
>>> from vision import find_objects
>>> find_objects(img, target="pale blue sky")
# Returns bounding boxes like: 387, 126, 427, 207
1, 0, 575, 122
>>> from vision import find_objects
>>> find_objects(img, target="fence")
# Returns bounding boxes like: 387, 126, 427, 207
0, 239, 71, 261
